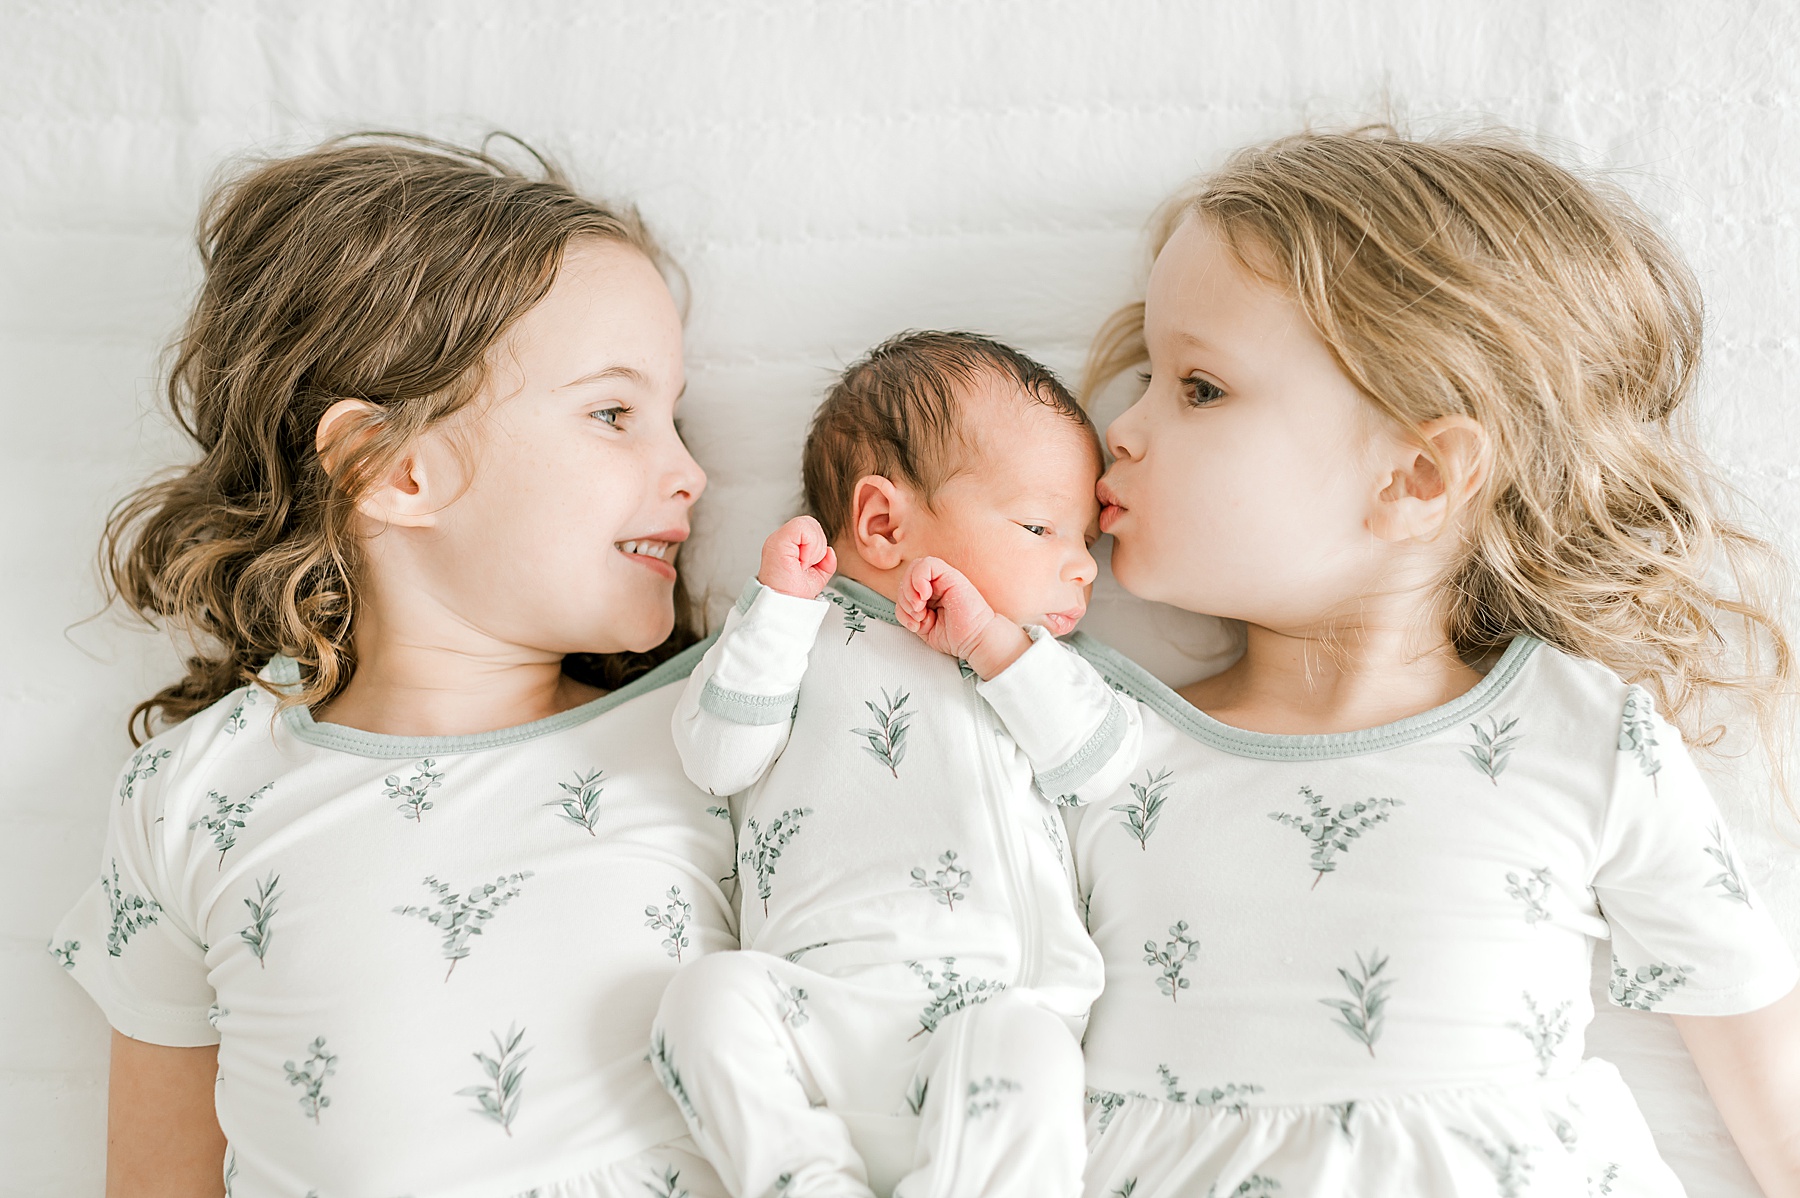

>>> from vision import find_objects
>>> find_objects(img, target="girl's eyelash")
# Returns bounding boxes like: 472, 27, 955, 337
1136, 370, 1152, 384
591, 404, 633, 426
1182, 375, 1224, 404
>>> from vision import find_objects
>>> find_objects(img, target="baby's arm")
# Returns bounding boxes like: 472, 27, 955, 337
898, 556, 1142, 806
108, 1033, 227, 1196
670, 517, 834, 797
1672, 986, 1800, 1197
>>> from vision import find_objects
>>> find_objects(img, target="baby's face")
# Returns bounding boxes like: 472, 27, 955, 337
910, 383, 1102, 636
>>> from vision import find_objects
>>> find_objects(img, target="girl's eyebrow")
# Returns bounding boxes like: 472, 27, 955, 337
558, 364, 646, 391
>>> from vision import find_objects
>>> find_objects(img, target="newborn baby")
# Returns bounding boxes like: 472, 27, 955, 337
653, 331, 1141, 1198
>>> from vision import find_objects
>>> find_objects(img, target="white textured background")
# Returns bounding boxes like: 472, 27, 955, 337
3, 2, 1796, 1194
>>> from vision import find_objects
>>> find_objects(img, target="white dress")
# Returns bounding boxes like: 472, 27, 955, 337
654, 577, 1134, 1198
51, 645, 738, 1198
1061, 635, 1799, 1198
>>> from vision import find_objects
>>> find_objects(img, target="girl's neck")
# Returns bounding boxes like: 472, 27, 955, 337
313, 605, 602, 739
1179, 617, 1483, 736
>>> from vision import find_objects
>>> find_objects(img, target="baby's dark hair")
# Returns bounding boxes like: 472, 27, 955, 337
802, 331, 1096, 540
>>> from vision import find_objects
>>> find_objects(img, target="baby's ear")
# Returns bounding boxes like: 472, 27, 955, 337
850, 474, 909, 570
1367, 415, 1490, 544
316, 398, 461, 531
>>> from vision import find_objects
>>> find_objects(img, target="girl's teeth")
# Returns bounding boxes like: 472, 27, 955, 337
618, 540, 669, 560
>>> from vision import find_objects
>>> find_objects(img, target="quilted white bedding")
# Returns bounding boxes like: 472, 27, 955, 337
3, 2, 1795, 1193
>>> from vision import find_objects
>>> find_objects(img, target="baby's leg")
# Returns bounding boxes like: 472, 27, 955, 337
652, 950, 886, 1198
894, 992, 1087, 1198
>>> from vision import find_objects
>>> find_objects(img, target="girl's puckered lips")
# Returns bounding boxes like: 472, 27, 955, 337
1096, 478, 1127, 535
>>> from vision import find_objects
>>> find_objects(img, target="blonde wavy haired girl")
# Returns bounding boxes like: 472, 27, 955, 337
51, 134, 734, 1198
1065, 129, 1800, 1197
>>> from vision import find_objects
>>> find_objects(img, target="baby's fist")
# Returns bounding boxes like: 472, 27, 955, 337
758, 516, 838, 599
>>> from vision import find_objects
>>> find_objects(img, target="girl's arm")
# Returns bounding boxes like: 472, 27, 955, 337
1672, 983, 1800, 1198
107, 1031, 226, 1197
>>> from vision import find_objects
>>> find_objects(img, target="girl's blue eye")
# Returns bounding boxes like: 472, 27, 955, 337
1182, 376, 1224, 405
591, 405, 630, 427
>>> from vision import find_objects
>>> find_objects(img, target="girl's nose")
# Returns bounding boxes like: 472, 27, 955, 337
1105, 403, 1143, 463
669, 439, 707, 503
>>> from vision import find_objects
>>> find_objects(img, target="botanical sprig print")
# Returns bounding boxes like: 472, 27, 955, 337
1143, 920, 1199, 1001
1591, 1163, 1621, 1195
1207, 1178, 1281, 1198
827, 592, 869, 644
1450, 1128, 1535, 1198
1507, 992, 1570, 1077
1156, 1066, 1263, 1115
907, 957, 1004, 1039
223, 687, 257, 734
457, 1023, 530, 1136
1113, 768, 1173, 850
964, 1076, 1021, 1120
393, 871, 534, 980
905, 1075, 930, 1116
648, 1030, 700, 1129
190, 783, 273, 867
223, 1150, 237, 1197
1547, 1110, 1577, 1151
545, 768, 606, 834
1505, 866, 1553, 924
1618, 687, 1662, 790
1329, 1101, 1357, 1141
852, 687, 913, 777
1608, 959, 1690, 1010
911, 850, 972, 911
48, 939, 79, 970
1703, 822, 1752, 906
1462, 714, 1522, 784
387, 759, 445, 823
740, 807, 813, 916
646, 1165, 692, 1198
770, 972, 809, 1027
119, 748, 171, 806
103, 859, 162, 957
1321, 948, 1393, 1056
1088, 1089, 1129, 1133
239, 872, 281, 968
1268, 786, 1402, 888
645, 885, 693, 961
1109, 1181, 1137, 1198
207, 1003, 228, 1029
284, 1036, 337, 1123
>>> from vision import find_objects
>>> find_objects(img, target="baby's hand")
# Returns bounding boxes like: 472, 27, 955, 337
758, 516, 838, 599
896, 557, 1030, 680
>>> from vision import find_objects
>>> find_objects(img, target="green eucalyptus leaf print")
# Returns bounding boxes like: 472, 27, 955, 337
645, 885, 693, 961
457, 1023, 530, 1136
964, 1076, 1021, 1120
103, 860, 162, 956
1618, 687, 1662, 790
1143, 920, 1199, 1001
826, 592, 870, 644
905, 1075, 930, 1116
393, 871, 534, 981
284, 1036, 336, 1123
1207, 1178, 1281, 1198
190, 783, 272, 868
851, 687, 913, 777
1462, 714, 1522, 784
387, 759, 445, 823
644, 1164, 692, 1198
741, 807, 813, 916
1155, 1065, 1262, 1115
1109, 1181, 1137, 1198
1320, 948, 1393, 1056
1112, 768, 1172, 850
1268, 786, 1402, 888
1330, 1101, 1357, 1141
1591, 1163, 1620, 1195
648, 1030, 700, 1129
207, 1004, 228, 1029
1546, 1109, 1578, 1151
119, 748, 171, 806
1703, 822, 1752, 906
910, 850, 972, 910
1450, 1128, 1535, 1198
1087, 1088, 1130, 1133
906, 957, 1004, 1040
705, 804, 731, 821
1507, 992, 1570, 1077
547, 768, 606, 834
769, 972, 810, 1027
1505, 867, 1553, 924
1608, 958, 1690, 1010
48, 939, 79, 970
239, 872, 281, 968
223, 687, 257, 734
223, 1149, 236, 1196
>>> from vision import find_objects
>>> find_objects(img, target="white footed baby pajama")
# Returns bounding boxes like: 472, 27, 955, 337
656, 577, 1140, 1198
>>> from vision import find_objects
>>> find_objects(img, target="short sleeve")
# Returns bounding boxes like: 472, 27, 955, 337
1592, 686, 1799, 1016
49, 743, 219, 1047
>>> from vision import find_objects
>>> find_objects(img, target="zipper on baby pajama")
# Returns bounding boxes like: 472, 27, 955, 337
973, 696, 1039, 989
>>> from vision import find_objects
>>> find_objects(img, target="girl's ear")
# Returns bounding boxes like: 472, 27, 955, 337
1367, 415, 1491, 544
850, 474, 910, 571
316, 399, 450, 530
